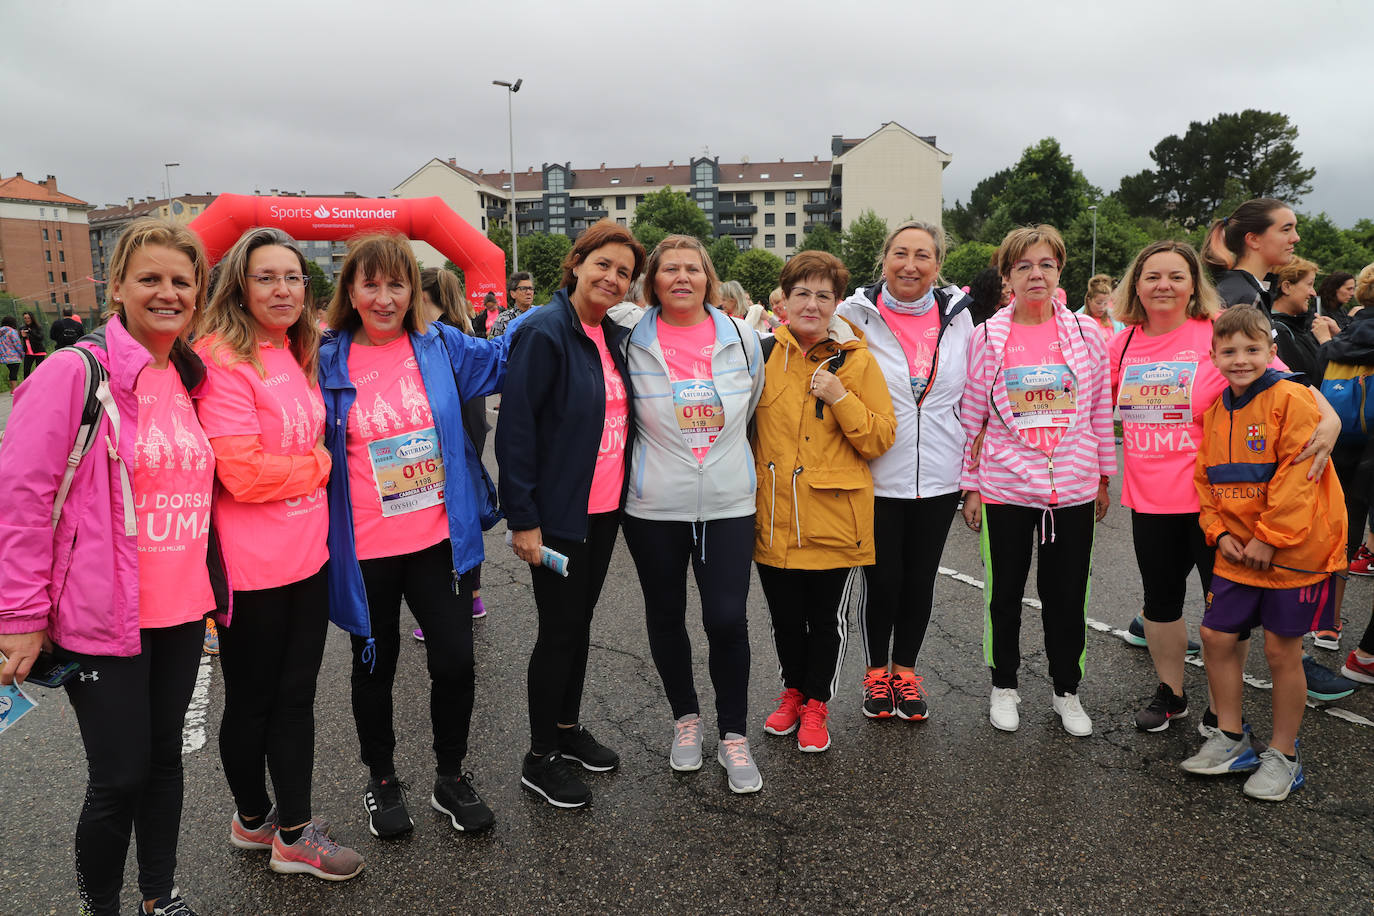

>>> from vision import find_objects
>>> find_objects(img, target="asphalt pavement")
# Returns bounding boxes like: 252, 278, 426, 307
1, 391, 1372, 914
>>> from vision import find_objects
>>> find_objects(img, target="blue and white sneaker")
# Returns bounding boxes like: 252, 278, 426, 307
1126, 615, 1201, 656
1303, 655, 1357, 702
1180, 725, 1261, 775
1243, 744, 1305, 801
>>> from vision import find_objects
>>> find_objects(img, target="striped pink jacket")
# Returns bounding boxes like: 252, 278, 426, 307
959, 303, 1116, 508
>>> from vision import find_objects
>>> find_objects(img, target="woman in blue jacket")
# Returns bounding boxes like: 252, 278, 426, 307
319, 233, 507, 839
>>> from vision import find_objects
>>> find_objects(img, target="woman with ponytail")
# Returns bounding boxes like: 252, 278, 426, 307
1202, 198, 1300, 310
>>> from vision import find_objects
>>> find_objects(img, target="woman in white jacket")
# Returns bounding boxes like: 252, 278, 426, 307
621, 235, 765, 793
837, 221, 974, 721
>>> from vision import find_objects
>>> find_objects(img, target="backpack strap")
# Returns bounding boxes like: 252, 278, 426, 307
1116, 326, 1136, 378
52, 348, 120, 529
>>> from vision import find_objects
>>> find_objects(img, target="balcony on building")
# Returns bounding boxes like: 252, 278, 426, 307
716, 199, 757, 216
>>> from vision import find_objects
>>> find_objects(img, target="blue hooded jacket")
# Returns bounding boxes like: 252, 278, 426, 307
320, 322, 507, 652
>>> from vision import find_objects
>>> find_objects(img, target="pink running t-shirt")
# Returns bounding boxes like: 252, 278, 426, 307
345, 336, 449, 560
196, 340, 329, 590
877, 294, 941, 402
657, 315, 721, 462
132, 364, 215, 628
1001, 318, 1076, 456
585, 322, 628, 514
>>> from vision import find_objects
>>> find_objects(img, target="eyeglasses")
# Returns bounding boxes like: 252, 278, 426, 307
248, 273, 308, 288
1011, 260, 1061, 276
515, 285, 535, 292
789, 287, 837, 306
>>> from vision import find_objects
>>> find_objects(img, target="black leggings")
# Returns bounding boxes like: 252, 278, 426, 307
756, 564, 859, 704
56, 620, 203, 916
1130, 510, 1213, 623
527, 512, 619, 755
980, 501, 1095, 695
219, 567, 329, 828
622, 514, 754, 738
350, 540, 474, 780
4, 362, 18, 382
23, 352, 45, 376
861, 493, 959, 669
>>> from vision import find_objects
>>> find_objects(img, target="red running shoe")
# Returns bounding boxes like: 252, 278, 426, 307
1341, 649, 1374, 684
797, 700, 831, 752
1350, 545, 1374, 577
764, 688, 805, 736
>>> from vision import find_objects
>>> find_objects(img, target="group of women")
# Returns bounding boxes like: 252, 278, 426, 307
0, 195, 1365, 912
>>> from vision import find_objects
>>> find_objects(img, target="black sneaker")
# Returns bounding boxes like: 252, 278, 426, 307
1134, 682, 1188, 732
135, 890, 198, 915
363, 775, 414, 838
557, 724, 620, 772
521, 752, 591, 808
892, 673, 929, 721
431, 772, 495, 833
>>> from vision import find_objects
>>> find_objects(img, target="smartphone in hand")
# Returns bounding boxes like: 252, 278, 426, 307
25, 652, 81, 689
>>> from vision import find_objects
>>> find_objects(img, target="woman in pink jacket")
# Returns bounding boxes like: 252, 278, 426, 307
959, 225, 1116, 739
0, 218, 220, 916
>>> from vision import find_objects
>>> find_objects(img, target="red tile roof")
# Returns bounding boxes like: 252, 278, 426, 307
89, 195, 219, 224
0, 174, 90, 207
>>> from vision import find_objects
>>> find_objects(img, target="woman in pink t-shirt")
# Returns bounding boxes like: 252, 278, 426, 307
0, 218, 219, 916
195, 228, 361, 880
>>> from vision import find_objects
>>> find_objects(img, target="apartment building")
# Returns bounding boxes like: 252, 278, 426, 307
0, 173, 97, 321
393, 122, 952, 270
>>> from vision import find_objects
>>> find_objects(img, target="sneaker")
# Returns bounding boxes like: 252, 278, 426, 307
893, 673, 929, 721
412, 628, 425, 642
431, 772, 495, 832
1134, 682, 1188, 733
796, 700, 830, 752
1340, 650, 1374, 685
1312, 625, 1341, 651
861, 671, 895, 719
717, 733, 763, 793
764, 687, 805, 736
269, 822, 364, 881
669, 714, 704, 772
1126, 615, 1200, 656
137, 891, 198, 915
521, 752, 590, 808
989, 687, 1021, 732
1349, 545, 1374, 576
1052, 692, 1093, 737
557, 724, 619, 772
362, 776, 413, 838
202, 619, 219, 656
229, 808, 278, 850
472, 596, 487, 619
1303, 655, 1357, 701
1180, 726, 1261, 775
1243, 745, 1305, 801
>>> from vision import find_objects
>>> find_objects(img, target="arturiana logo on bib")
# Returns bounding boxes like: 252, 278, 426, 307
1020, 368, 1057, 388
1141, 365, 1173, 383
678, 383, 715, 402
396, 436, 434, 460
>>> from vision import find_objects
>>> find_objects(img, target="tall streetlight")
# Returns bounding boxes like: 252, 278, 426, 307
493, 78, 522, 276
1088, 204, 1099, 276
164, 162, 180, 213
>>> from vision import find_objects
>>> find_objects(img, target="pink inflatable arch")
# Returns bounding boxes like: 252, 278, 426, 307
188, 194, 508, 309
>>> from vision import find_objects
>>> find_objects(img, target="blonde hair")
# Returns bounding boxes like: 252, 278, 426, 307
1355, 263, 1374, 309
325, 233, 428, 336
421, 267, 472, 334
1084, 274, 1114, 306
879, 220, 947, 287
643, 235, 720, 310
200, 227, 320, 379
107, 217, 208, 364
1274, 256, 1318, 300
1112, 240, 1220, 327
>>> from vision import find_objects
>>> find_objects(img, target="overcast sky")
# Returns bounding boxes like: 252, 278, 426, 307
5, 1, 1371, 227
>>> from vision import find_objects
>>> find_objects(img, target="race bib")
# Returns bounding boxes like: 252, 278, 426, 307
1117, 361, 1194, 425
1004, 364, 1077, 430
368, 427, 446, 517
673, 379, 724, 450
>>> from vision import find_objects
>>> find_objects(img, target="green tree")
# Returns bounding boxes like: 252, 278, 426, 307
841, 210, 889, 293
943, 167, 1011, 245
631, 187, 712, 241
706, 235, 739, 278
1295, 212, 1374, 277
728, 248, 784, 302
517, 232, 573, 301
1059, 196, 1155, 304
487, 224, 513, 274
1117, 110, 1316, 226
997, 138, 1095, 231
794, 223, 841, 255
633, 223, 668, 255
305, 260, 334, 306
942, 241, 998, 289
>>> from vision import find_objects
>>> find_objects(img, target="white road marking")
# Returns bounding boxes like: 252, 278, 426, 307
182, 654, 212, 754
935, 565, 1372, 728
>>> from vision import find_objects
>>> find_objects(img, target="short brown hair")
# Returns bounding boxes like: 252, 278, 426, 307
560, 219, 645, 292
779, 250, 849, 297
1211, 303, 1272, 344
421, 267, 471, 334
642, 235, 720, 309
325, 233, 428, 336
1112, 240, 1220, 327
1274, 256, 1317, 293
996, 225, 1066, 278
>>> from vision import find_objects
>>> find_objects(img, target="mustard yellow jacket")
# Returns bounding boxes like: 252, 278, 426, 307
751, 318, 896, 569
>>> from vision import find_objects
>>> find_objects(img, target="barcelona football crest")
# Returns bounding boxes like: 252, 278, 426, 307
1245, 423, 1266, 453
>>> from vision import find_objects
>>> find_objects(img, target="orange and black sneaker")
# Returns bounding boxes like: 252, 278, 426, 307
861, 671, 895, 719
764, 687, 805, 736
892, 672, 929, 721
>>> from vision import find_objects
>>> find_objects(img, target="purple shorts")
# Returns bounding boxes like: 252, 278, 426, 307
1202, 574, 1337, 638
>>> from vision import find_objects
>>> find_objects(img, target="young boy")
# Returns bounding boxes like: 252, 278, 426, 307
1182, 306, 1346, 801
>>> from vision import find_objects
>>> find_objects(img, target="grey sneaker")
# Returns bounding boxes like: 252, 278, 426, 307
717, 733, 763, 794
1243, 745, 1305, 801
1180, 726, 1261, 775
669, 714, 704, 772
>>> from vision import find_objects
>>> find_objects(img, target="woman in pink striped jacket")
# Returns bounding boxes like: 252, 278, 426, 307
958, 225, 1116, 738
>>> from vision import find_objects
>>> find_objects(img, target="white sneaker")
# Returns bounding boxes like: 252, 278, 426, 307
1052, 692, 1093, 737
989, 687, 1021, 731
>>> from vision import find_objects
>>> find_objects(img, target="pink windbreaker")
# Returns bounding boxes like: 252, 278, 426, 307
0, 317, 225, 657
959, 303, 1117, 508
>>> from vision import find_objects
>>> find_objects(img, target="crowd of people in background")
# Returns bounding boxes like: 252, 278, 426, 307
3, 195, 1374, 913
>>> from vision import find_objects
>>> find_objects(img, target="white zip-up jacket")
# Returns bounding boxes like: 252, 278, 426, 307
837, 284, 973, 499
624, 306, 765, 521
